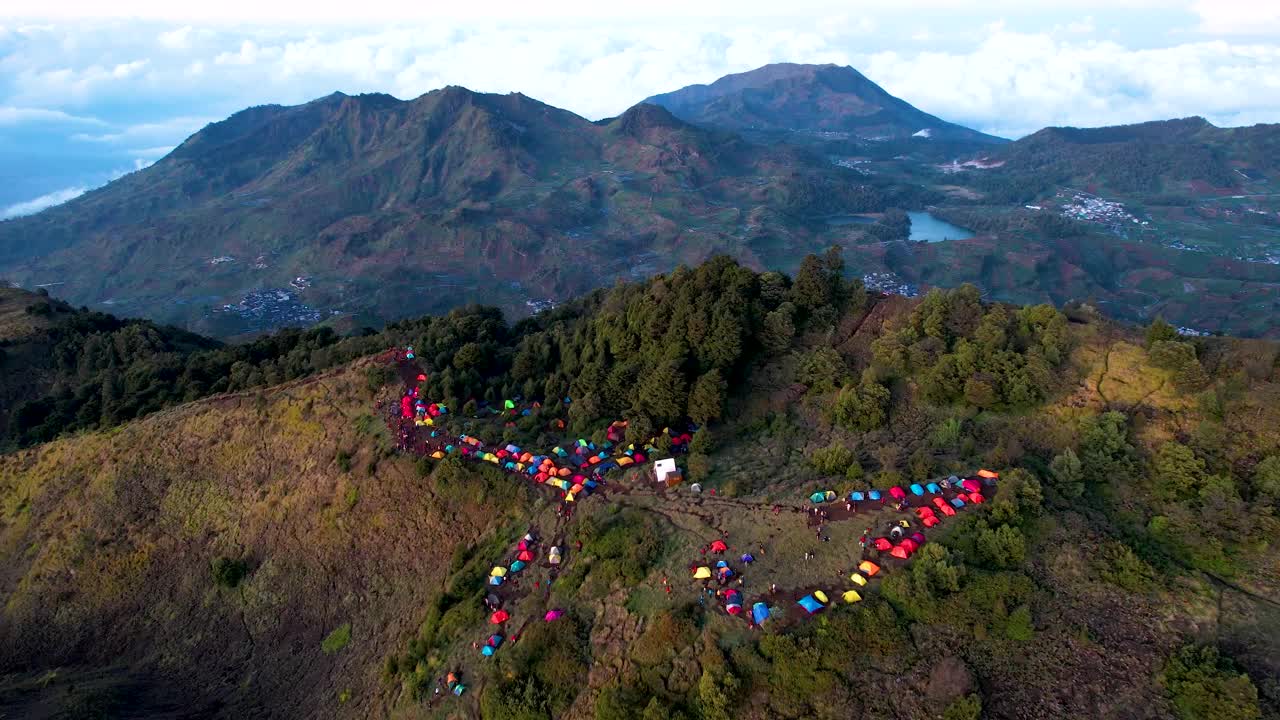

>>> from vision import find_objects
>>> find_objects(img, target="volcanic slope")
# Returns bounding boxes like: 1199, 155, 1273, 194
3, 257, 1280, 719
0, 87, 923, 336
644, 63, 1006, 145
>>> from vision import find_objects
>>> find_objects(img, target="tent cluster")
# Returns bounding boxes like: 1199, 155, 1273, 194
844, 471, 996, 508
479, 532, 555, 658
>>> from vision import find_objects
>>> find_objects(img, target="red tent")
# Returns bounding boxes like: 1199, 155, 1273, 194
968, 493, 985, 504
961, 479, 982, 493
889, 486, 907, 500
417, 374, 427, 382
937, 504, 957, 517
400, 396, 412, 418
922, 516, 941, 528
932, 497, 948, 509
914, 507, 936, 519
899, 538, 920, 553
518, 540, 530, 551
710, 539, 728, 553
516, 550, 534, 562
890, 546, 911, 559
873, 537, 893, 551
489, 610, 510, 624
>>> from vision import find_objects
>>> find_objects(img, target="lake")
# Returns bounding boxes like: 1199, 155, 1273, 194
824, 211, 975, 242
907, 212, 974, 242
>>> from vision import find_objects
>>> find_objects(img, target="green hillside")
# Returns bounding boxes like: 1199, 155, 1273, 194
1, 256, 1278, 719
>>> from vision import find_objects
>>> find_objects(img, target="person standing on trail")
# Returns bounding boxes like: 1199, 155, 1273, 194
846, 501, 852, 512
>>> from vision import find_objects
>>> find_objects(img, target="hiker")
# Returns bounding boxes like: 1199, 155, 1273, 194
846, 501, 852, 512
771, 582, 777, 593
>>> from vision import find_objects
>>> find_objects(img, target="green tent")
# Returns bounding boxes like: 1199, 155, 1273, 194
505, 399, 516, 409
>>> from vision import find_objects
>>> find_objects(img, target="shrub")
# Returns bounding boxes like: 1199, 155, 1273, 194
1004, 605, 1034, 641
336, 450, 353, 473
1161, 645, 1261, 720
211, 556, 248, 589
943, 694, 982, 720
322, 623, 352, 654
810, 443, 855, 476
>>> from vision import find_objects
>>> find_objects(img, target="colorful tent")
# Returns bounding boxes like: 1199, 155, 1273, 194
517, 550, 534, 562
849, 573, 868, 586
798, 595, 824, 614
490, 610, 510, 624
910, 532, 927, 545
889, 486, 907, 500
843, 590, 863, 603
950, 497, 966, 508
868, 490, 882, 501
710, 539, 728, 553
850, 491, 865, 502
890, 546, 911, 560
937, 504, 957, 517
873, 537, 893, 551
926, 482, 940, 494
509, 560, 527, 572
490, 566, 507, 578
978, 469, 999, 479
809, 492, 826, 503
481, 645, 495, 656
915, 507, 936, 519
489, 576, 504, 586
694, 566, 712, 579
858, 561, 881, 576
544, 609, 564, 622
752, 602, 770, 625
813, 590, 829, 604
910, 483, 925, 496
962, 479, 982, 493
549, 547, 563, 564
922, 516, 941, 528
968, 493, 985, 504
824, 490, 837, 501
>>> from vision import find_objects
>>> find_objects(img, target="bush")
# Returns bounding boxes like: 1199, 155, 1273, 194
336, 450, 353, 473
810, 443, 855, 476
1161, 645, 1261, 720
211, 556, 248, 589
943, 694, 982, 720
322, 623, 352, 654
1004, 605, 1034, 641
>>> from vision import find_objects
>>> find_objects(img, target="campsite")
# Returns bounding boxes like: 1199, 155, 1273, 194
379, 346, 1004, 712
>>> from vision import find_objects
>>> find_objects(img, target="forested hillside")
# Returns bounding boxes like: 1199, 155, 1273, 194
1, 256, 1278, 720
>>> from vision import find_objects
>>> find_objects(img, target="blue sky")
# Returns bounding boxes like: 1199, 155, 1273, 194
2, 0, 1278, 216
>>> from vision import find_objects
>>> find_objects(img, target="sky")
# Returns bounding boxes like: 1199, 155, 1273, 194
1, 0, 1278, 217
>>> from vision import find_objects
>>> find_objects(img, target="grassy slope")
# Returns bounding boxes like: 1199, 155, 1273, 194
2, 295, 1280, 719
0, 358, 526, 719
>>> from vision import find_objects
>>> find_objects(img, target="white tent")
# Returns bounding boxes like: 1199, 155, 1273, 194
655, 458, 679, 484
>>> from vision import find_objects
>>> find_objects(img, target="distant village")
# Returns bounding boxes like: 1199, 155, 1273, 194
862, 271, 919, 297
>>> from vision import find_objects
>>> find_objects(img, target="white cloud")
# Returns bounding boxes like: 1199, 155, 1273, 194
0, 186, 87, 219
1191, 0, 1280, 35
70, 116, 215, 145
158, 25, 193, 49
0, 106, 106, 126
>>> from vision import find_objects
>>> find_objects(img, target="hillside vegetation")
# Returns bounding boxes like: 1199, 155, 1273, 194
2, 256, 1279, 719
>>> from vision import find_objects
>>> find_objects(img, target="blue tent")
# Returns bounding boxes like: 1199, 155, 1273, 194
481, 645, 495, 657
521, 409, 531, 416
583, 480, 598, 489
950, 497, 966, 508
850, 491, 865, 502
489, 576, 504, 586
809, 491, 827, 503
510, 560, 527, 572
752, 602, 770, 624
868, 490, 882, 501
910, 483, 925, 496
926, 482, 940, 494
716, 560, 728, 568
798, 595, 824, 614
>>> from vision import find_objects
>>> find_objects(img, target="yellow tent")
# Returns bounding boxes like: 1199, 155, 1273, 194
617, 456, 634, 466
565, 492, 576, 503
424, 417, 434, 426
849, 573, 868, 586
813, 590, 829, 604
490, 566, 507, 577
843, 590, 863, 603
431, 451, 444, 459
693, 566, 712, 579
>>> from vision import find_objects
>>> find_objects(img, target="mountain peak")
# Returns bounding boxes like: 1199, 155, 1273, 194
608, 102, 688, 136
644, 63, 1004, 144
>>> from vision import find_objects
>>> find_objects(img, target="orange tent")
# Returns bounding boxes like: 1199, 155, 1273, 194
858, 560, 880, 576
890, 546, 910, 560
922, 516, 941, 528
557, 468, 571, 477
977, 469, 999, 479
516, 550, 534, 562
937, 504, 957, 517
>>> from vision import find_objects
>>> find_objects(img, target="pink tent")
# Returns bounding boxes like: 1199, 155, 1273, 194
544, 609, 564, 622
961, 479, 982, 493
889, 486, 907, 500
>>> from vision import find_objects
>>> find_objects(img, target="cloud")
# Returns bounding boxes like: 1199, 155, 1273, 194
158, 25, 193, 49
1191, 0, 1280, 35
0, 186, 87, 219
0, 106, 106, 126
70, 116, 215, 145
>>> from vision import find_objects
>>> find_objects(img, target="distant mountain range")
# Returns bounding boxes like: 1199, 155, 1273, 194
1, 63, 1277, 338
644, 63, 1006, 145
